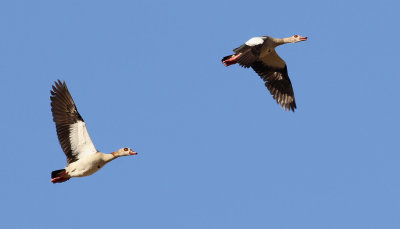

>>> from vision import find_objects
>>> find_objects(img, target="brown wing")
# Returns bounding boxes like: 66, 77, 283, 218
50, 80, 97, 163
251, 62, 297, 112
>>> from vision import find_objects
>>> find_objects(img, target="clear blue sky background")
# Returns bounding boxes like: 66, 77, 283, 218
1, 0, 399, 228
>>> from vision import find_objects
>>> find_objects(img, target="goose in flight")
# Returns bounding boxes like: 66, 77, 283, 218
222, 34, 307, 112
50, 80, 137, 183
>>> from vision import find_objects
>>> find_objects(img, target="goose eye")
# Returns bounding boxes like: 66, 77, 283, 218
124, 148, 128, 151
294, 35, 298, 38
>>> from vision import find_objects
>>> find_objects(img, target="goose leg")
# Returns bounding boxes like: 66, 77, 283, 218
222, 53, 242, 66
51, 172, 70, 183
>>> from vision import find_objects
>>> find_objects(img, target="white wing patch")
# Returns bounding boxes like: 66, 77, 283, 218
69, 120, 97, 160
245, 37, 264, 46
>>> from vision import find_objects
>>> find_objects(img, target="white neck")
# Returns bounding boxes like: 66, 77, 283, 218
102, 153, 118, 163
272, 37, 294, 46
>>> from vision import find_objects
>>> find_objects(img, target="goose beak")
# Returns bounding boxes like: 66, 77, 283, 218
300, 36, 308, 41
129, 149, 138, 155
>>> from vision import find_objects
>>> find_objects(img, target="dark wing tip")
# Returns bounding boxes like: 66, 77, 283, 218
286, 101, 297, 112
50, 80, 84, 124
50, 79, 67, 98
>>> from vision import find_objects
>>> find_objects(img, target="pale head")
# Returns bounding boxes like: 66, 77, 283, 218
290, 34, 308, 43
112, 147, 138, 157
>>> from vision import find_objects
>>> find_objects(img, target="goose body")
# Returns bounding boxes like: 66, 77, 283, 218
64, 152, 114, 177
50, 80, 137, 183
222, 34, 307, 112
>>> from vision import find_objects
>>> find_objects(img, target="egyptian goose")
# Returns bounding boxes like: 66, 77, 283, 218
50, 80, 137, 183
222, 34, 307, 112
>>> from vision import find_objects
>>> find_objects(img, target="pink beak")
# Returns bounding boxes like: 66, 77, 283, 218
129, 149, 138, 155
300, 36, 308, 41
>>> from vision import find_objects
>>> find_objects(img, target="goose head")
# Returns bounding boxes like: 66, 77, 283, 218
113, 147, 137, 157
290, 34, 308, 43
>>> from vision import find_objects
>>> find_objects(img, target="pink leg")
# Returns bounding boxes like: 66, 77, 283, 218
51, 172, 70, 183
222, 53, 242, 66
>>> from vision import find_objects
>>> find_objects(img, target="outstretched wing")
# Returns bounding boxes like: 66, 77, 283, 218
251, 61, 296, 112
50, 80, 97, 164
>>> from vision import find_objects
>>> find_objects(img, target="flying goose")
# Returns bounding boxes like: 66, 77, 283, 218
50, 80, 137, 183
222, 34, 307, 112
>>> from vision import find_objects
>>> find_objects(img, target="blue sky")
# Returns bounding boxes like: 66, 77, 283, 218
1, 0, 399, 228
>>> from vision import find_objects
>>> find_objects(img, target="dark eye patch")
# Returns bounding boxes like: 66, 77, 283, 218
124, 148, 128, 151
294, 35, 299, 38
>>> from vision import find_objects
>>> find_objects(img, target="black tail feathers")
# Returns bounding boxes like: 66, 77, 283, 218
51, 169, 66, 179
222, 55, 234, 62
